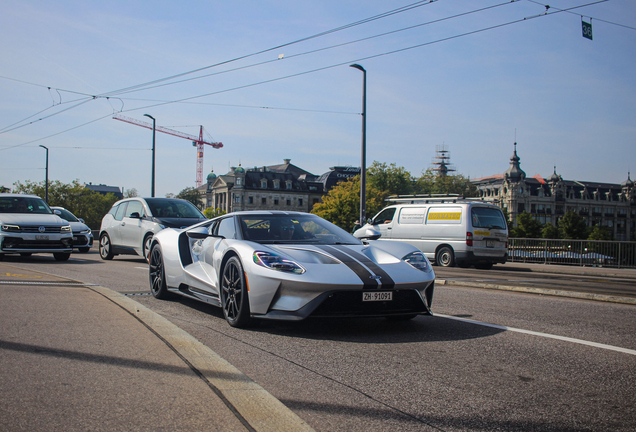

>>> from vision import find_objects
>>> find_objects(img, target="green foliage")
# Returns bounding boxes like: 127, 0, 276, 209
501, 207, 514, 232
12, 179, 118, 230
587, 225, 612, 241
311, 175, 385, 231
542, 223, 560, 239
0, 185, 10, 193
204, 207, 226, 219
511, 211, 543, 238
175, 187, 204, 209
558, 211, 588, 240
413, 169, 478, 196
367, 161, 414, 198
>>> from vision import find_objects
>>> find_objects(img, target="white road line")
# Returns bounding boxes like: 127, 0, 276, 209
437, 313, 636, 356
135, 266, 148, 270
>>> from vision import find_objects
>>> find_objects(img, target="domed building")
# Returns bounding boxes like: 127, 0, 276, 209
472, 143, 635, 241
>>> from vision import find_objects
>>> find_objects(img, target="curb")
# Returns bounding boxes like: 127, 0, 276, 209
90, 285, 314, 432
436, 279, 636, 306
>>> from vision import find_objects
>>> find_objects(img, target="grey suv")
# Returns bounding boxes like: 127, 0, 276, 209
0, 193, 73, 261
99, 197, 206, 261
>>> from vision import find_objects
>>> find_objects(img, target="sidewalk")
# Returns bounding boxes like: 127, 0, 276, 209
0, 263, 313, 432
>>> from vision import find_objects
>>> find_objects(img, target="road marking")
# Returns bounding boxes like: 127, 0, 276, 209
437, 313, 636, 356
135, 267, 148, 270
0, 272, 42, 279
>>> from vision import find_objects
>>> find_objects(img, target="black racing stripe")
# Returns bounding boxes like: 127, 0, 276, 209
332, 245, 395, 290
317, 245, 378, 290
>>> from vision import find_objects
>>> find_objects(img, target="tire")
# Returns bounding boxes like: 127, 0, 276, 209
474, 262, 494, 270
149, 243, 172, 299
436, 246, 455, 267
79, 247, 90, 253
99, 233, 114, 260
221, 256, 251, 328
20, 253, 32, 257
143, 234, 153, 263
53, 252, 71, 261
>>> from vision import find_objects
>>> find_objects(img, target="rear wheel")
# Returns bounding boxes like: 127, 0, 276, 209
53, 252, 71, 261
99, 233, 114, 260
221, 256, 251, 328
149, 243, 172, 299
436, 246, 455, 267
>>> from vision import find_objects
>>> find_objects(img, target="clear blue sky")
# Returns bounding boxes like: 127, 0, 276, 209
1, 0, 634, 197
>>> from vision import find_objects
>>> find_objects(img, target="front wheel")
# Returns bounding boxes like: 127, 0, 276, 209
99, 233, 114, 260
143, 234, 153, 262
53, 252, 71, 261
221, 256, 251, 328
149, 243, 172, 299
436, 246, 455, 267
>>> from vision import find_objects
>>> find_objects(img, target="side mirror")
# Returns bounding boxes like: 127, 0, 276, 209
130, 212, 141, 219
78, 218, 85, 223
186, 227, 225, 240
53, 209, 61, 215
353, 228, 381, 241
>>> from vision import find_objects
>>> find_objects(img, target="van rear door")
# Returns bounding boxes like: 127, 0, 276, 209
469, 206, 508, 259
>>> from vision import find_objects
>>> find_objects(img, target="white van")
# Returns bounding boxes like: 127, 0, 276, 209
354, 196, 508, 269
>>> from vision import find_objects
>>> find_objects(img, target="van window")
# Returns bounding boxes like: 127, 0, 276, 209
398, 207, 427, 224
373, 208, 396, 225
471, 207, 507, 230
426, 207, 462, 225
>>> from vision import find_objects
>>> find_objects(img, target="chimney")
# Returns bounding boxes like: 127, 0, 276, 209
284, 159, 291, 164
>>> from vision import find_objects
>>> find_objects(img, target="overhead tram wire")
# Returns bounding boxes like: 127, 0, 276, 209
0, 0, 609, 152
526, 0, 636, 30
109, 1, 516, 97
97, 0, 439, 97
114, 0, 609, 115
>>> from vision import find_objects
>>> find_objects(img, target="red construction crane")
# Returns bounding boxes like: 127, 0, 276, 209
113, 114, 223, 188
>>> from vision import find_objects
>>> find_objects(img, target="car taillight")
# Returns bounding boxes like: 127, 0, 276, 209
466, 232, 473, 246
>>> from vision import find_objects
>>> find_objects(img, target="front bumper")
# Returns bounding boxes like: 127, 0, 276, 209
0, 234, 73, 254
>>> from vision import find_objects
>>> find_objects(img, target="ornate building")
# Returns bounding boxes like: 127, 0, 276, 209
198, 159, 340, 214
471, 144, 635, 241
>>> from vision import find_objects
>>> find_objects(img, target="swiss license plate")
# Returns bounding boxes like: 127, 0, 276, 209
35, 235, 49, 240
486, 240, 495, 248
363, 291, 393, 302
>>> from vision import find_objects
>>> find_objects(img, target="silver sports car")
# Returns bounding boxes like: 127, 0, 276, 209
149, 211, 435, 328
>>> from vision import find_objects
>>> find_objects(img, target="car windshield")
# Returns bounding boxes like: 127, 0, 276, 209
239, 214, 361, 245
55, 208, 79, 222
471, 207, 507, 230
0, 196, 52, 214
145, 198, 204, 219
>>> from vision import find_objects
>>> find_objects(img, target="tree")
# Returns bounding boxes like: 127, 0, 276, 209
312, 175, 385, 231
511, 211, 543, 238
558, 211, 588, 240
12, 179, 118, 230
124, 188, 138, 198
414, 169, 478, 196
542, 223, 560, 239
587, 225, 612, 241
367, 161, 414, 199
175, 187, 204, 209
204, 207, 226, 219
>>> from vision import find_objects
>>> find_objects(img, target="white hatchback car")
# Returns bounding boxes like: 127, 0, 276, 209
99, 197, 207, 261
0, 193, 73, 261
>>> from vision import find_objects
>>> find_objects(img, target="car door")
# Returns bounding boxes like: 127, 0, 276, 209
199, 217, 236, 294
371, 207, 396, 239
108, 202, 127, 245
119, 200, 145, 250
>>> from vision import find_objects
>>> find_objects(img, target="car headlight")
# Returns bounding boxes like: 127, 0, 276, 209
1, 224, 21, 232
61, 225, 72, 233
403, 251, 432, 273
253, 251, 306, 274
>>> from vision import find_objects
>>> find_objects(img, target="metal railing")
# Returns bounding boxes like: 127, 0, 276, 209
508, 238, 636, 269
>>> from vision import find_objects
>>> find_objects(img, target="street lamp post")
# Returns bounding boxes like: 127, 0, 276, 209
350, 64, 367, 225
38, 145, 49, 204
143, 114, 156, 197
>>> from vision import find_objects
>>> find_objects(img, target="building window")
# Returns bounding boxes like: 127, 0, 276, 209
236, 178, 242, 186
298, 198, 303, 206
286, 199, 291, 206
274, 198, 279, 205
273, 179, 280, 189
261, 197, 266, 204
248, 196, 254, 204
234, 195, 241, 203
286, 180, 292, 190
261, 180, 267, 189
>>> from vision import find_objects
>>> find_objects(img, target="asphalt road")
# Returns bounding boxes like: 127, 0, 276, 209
3, 250, 635, 431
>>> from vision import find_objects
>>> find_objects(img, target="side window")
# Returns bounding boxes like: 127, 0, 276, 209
125, 201, 144, 217
217, 218, 236, 239
114, 203, 127, 221
373, 208, 396, 225
108, 204, 119, 217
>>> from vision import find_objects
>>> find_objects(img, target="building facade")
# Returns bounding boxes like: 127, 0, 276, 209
471, 144, 635, 241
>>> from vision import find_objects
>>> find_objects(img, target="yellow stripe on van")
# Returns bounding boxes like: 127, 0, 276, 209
428, 212, 461, 221
474, 230, 490, 236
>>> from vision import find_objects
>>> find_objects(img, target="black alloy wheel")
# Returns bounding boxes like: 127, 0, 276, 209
149, 243, 171, 299
221, 256, 251, 328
